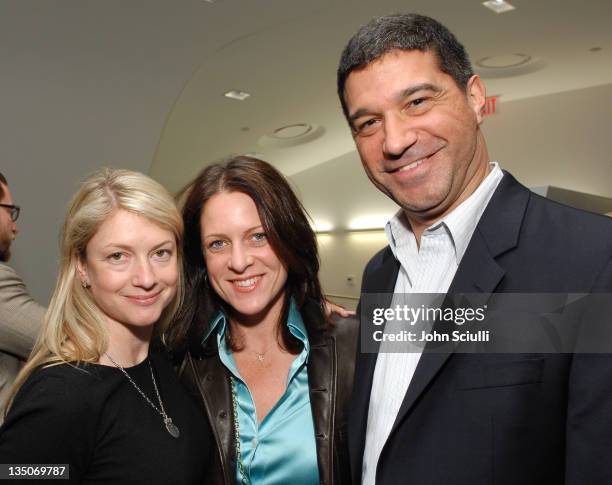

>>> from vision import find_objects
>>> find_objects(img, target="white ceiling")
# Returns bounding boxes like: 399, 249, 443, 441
3, 0, 610, 192
148, 0, 612, 191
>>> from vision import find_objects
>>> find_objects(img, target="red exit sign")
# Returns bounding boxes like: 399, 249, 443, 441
483, 96, 498, 116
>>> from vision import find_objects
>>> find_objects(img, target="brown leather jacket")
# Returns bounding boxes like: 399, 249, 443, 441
178, 303, 358, 485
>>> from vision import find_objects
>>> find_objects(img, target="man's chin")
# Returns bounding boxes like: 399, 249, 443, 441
393, 185, 454, 218
396, 196, 445, 216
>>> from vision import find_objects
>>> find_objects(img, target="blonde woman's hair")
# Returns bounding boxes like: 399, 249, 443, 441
4, 168, 183, 415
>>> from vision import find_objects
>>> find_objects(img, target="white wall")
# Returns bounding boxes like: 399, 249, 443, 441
482, 83, 612, 197
0, 1, 213, 305
317, 231, 388, 311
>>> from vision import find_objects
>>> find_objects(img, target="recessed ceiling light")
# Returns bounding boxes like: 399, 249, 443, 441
477, 54, 531, 69
258, 124, 325, 148
476, 54, 545, 78
482, 0, 515, 14
589, 47, 602, 52
272, 123, 312, 140
223, 90, 250, 101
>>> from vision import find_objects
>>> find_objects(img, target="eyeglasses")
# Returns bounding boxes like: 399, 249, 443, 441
0, 203, 20, 222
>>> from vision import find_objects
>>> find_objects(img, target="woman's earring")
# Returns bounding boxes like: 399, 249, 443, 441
82, 280, 90, 289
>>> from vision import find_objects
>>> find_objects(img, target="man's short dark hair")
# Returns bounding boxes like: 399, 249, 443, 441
0, 172, 7, 199
337, 13, 474, 120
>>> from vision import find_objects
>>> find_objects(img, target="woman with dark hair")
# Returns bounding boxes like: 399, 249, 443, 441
168, 156, 357, 485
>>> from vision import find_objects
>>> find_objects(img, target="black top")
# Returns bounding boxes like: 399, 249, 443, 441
0, 351, 211, 484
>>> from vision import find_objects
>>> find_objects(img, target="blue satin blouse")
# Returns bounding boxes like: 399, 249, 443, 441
204, 301, 320, 485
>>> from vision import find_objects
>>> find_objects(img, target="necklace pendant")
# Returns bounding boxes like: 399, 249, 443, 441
164, 417, 180, 438
257, 354, 264, 362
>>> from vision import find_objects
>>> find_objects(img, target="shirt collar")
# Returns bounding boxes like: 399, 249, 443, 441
385, 162, 504, 264
202, 310, 226, 343
202, 298, 310, 353
442, 161, 503, 261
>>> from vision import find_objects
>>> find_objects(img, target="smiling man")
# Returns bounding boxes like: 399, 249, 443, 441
343, 48, 489, 239
337, 14, 612, 485
0, 172, 45, 421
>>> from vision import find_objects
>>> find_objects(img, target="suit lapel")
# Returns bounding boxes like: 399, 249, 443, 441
349, 248, 400, 483
386, 172, 531, 439
388, 231, 505, 432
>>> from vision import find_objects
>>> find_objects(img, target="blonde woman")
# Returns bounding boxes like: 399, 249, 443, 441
0, 169, 211, 484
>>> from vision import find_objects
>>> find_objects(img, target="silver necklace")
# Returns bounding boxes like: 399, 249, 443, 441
105, 353, 180, 439
251, 347, 271, 363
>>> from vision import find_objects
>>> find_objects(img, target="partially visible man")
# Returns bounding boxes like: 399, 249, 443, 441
0, 172, 45, 421
337, 14, 612, 485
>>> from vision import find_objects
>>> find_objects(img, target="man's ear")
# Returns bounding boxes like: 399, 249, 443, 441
467, 74, 486, 125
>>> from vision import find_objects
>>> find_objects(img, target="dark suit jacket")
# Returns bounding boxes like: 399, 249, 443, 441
349, 172, 612, 485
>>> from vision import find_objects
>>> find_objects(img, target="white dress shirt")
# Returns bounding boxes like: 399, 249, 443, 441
361, 163, 504, 485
